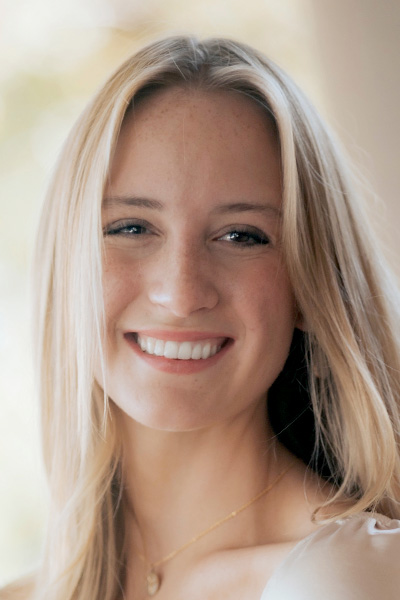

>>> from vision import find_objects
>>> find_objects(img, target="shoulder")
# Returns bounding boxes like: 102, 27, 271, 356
0, 574, 35, 600
261, 512, 400, 600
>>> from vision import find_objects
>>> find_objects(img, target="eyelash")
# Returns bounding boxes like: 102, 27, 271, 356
217, 228, 270, 247
104, 220, 151, 237
103, 221, 270, 247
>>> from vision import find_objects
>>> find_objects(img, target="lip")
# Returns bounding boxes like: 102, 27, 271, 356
123, 331, 234, 374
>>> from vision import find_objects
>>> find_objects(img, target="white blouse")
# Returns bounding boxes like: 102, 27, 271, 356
260, 512, 400, 599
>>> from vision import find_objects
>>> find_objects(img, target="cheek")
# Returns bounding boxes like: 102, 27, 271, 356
102, 252, 141, 330
232, 261, 296, 330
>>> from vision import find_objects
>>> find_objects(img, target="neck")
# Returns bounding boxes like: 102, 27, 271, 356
118, 400, 290, 562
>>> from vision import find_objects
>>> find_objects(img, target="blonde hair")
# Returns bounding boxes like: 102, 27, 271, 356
30, 36, 400, 600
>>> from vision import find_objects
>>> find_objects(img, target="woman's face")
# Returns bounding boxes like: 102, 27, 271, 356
99, 87, 300, 431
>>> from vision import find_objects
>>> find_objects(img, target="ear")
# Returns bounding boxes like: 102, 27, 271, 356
294, 308, 307, 332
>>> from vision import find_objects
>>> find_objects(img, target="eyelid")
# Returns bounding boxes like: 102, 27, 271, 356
215, 224, 271, 242
102, 219, 273, 247
103, 218, 153, 236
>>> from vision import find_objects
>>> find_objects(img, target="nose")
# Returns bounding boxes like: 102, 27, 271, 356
147, 242, 219, 318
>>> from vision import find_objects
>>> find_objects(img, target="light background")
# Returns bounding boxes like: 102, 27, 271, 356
1, 0, 399, 586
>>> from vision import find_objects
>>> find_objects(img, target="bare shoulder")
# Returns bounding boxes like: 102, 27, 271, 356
0, 575, 35, 600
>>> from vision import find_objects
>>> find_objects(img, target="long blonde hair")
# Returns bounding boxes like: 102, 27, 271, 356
31, 36, 400, 599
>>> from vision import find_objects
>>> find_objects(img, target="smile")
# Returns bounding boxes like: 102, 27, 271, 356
135, 333, 226, 360
123, 331, 233, 374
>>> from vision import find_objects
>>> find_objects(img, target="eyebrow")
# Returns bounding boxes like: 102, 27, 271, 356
102, 196, 281, 217
213, 202, 281, 218
103, 196, 164, 210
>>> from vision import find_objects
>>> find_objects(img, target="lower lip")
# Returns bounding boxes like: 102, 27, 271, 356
124, 334, 233, 374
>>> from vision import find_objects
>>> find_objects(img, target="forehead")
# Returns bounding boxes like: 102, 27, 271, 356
130, 84, 275, 126
121, 85, 277, 148
106, 86, 282, 211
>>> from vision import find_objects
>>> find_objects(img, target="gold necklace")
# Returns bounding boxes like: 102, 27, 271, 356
136, 462, 295, 596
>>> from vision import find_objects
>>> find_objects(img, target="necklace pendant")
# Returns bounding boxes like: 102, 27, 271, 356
146, 569, 160, 596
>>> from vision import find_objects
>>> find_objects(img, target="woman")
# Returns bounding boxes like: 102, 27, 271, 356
3, 36, 400, 599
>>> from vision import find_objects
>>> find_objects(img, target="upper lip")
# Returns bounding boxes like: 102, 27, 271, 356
125, 329, 234, 342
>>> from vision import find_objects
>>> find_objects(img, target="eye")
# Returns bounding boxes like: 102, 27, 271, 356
218, 228, 270, 247
103, 220, 151, 237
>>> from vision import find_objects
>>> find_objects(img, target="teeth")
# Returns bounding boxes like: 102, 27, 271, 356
191, 344, 203, 360
136, 335, 224, 360
201, 343, 211, 359
154, 339, 164, 356
164, 341, 178, 359
178, 342, 192, 360
147, 337, 156, 354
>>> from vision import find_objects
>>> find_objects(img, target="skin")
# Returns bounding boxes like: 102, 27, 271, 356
99, 87, 328, 600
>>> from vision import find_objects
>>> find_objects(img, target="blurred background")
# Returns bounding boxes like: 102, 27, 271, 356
1, 0, 399, 586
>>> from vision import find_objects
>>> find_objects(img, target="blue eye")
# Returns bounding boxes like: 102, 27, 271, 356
104, 221, 149, 236
220, 229, 270, 247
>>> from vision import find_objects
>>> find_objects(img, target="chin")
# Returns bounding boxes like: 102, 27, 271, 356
111, 393, 219, 433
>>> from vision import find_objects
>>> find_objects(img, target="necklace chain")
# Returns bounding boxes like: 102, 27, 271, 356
136, 461, 296, 595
